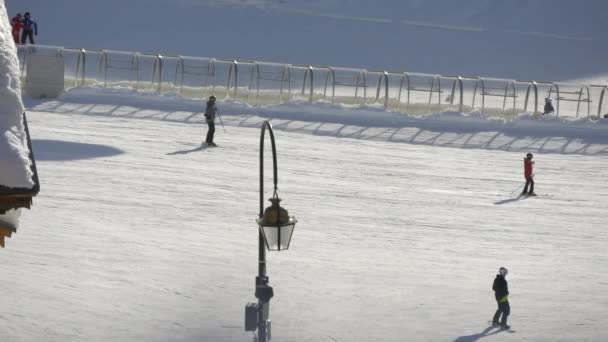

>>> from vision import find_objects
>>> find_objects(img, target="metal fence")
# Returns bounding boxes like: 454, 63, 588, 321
17, 44, 608, 119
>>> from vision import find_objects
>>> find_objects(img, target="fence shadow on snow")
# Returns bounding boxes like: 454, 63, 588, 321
26, 92, 608, 157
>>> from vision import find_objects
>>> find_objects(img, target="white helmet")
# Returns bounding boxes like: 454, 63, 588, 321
499, 267, 508, 277
545, 97, 552, 104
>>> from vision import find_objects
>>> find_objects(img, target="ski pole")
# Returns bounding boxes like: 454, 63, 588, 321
217, 112, 227, 133
510, 182, 524, 197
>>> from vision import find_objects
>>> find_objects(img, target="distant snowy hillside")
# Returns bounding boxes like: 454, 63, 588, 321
6, 0, 608, 81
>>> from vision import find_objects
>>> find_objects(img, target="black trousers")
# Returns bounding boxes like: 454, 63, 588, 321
523, 176, 534, 194
205, 120, 215, 144
21, 30, 34, 44
492, 301, 510, 325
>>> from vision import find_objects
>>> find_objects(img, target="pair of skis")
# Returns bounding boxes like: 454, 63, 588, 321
488, 321, 515, 333
200, 112, 225, 148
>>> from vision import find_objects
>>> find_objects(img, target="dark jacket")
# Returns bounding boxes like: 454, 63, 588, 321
544, 103, 554, 115
21, 17, 37, 34
205, 100, 217, 121
492, 274, 509, 302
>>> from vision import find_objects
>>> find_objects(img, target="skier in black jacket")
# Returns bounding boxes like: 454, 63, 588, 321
204, 96, 218, 147
492, 267, 510, 329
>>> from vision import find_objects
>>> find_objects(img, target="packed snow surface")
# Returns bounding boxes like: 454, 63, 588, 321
0, 87, 607, 341
3, 0, 608, 340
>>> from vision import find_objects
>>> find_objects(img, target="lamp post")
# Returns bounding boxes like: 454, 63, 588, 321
245, 121, 297, 342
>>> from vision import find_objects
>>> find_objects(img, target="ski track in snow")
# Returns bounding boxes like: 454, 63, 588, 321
1, 91, 607, 341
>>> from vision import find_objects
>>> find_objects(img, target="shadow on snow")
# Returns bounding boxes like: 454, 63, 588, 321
32, 139, 124, 161
453, 326, 505, 342
25, 91, 608, 157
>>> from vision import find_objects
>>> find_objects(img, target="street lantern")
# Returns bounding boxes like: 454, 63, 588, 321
257, 196, 297, 251
245, 120, 298, 342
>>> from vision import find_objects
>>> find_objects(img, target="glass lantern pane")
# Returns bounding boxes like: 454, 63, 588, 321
279, 224, 295, 250
262, 226, 279, 250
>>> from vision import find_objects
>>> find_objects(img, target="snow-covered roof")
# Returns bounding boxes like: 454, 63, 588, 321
0, 2, 35, 190
0, 1, 38, 247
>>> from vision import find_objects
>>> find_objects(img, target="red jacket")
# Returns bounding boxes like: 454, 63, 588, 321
10, 16, 22, 33
524, 158, 533, 178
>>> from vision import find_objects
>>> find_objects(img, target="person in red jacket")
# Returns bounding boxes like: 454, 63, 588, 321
10, 13, 22, 45
522, 153, 536, 196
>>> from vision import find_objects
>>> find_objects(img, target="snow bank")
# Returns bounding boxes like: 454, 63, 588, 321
0, 1, 34, 188
40, 86, 608, 144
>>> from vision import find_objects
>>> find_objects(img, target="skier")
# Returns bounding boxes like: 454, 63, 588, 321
543, 97, 554, 115
10, 13, 22, 45
20, 12, 37, 45
521, 153, 536, 196
203, 96, 218, 147
492, 267, 511, 330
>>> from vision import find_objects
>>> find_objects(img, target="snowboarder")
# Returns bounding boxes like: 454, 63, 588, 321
543, 97, 554, 115
492, 267, 511, 330
10, 13, 22, 45
204, 96, 218, 147
20, 12, 37, 45
521, 153, 535, 196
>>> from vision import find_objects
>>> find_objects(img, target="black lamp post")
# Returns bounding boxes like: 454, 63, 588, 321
245, 121, 297, 342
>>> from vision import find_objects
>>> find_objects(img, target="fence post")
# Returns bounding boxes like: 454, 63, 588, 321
598, 86, 607, 119
375, 71, 389, 108
233, 60, 238, 98
524, 81, 539, 114
306, 66, 314, 103
156, 54, 163, 94
80, 49, 86, 85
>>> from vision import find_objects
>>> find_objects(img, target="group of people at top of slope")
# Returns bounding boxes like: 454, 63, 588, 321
10, 12, 38, 45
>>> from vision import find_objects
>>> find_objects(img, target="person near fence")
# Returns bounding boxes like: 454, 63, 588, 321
491, 267, 511, 330
521, 153, 536, 196
20, 12, 37, 45
543, 97, 554, 115
203, 96, 218, 147
10, 13, 22, 45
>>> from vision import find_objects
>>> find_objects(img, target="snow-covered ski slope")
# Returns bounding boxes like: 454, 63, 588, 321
3, 0, 608, 340
1, 87, 607, 341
